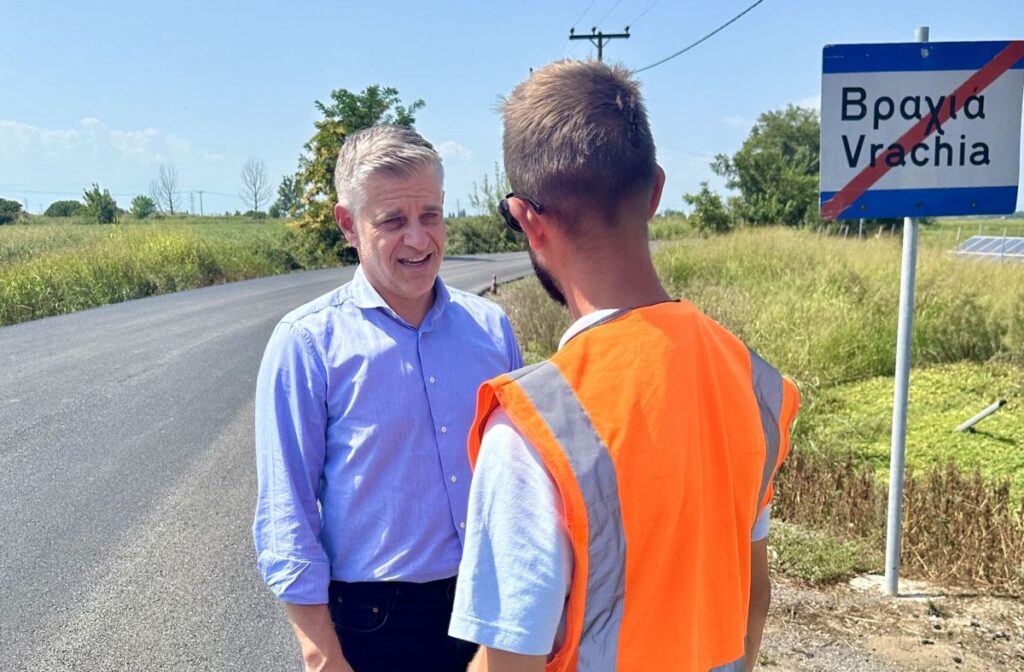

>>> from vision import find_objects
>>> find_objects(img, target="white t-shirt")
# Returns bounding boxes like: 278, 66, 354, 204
449, 310, 771, 655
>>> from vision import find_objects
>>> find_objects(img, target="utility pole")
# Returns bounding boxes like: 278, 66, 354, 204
189, 191, 195, 215
569, 26, 630, 62
197, 191, 204, 217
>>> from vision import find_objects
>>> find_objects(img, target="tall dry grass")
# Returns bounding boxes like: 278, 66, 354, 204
774, 451, 1024, 592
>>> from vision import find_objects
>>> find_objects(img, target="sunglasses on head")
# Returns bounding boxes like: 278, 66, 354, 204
498, 192, 544, 233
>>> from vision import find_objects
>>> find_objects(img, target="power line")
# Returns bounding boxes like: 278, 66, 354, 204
570, 0, 600, 29
627, 0, 662, 27
594, 0, 627, 29
634, 0, 766, 74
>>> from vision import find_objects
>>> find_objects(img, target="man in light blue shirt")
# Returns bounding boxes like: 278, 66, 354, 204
254, 125, 522, 672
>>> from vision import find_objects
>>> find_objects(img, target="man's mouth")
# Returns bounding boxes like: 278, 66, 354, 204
398, 253, 432, 267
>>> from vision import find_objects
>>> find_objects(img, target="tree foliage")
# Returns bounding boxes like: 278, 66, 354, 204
468, 163, 512, 218
131, 195, 157, 219
293, 85, 424, 262
713, 105, 820, 228
270, 174, 302, 218
44, 200, 86, 217
83, 184, 118, 224
683, 182, 733, 235
0, 197, 22, 225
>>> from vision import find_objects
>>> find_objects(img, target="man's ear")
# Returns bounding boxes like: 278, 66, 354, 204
335, 203, 358, 246
507, 197, 548, 251
648, 165, 667, 219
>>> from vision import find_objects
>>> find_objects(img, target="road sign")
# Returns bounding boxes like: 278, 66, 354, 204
820, 40, 1024, 220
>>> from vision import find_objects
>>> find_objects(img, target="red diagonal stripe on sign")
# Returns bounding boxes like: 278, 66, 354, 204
821, 40, 1024, 220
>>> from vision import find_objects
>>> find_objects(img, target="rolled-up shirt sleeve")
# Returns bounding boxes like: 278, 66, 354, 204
253, 321, 331, 605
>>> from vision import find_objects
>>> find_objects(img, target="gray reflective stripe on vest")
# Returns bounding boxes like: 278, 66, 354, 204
748, 348, 783, 512
710, 655, 747, 671
512, 361, 626, 672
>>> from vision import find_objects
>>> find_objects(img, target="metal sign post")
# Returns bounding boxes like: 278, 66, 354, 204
819, 29, 1024, 596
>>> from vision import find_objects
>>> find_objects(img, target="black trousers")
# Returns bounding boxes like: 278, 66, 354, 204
329, 577, 478, 672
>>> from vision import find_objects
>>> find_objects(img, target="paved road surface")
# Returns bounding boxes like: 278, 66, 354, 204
0, 252, 533, 671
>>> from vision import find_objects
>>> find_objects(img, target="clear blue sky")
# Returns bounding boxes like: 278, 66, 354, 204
2, 0, 1022, 215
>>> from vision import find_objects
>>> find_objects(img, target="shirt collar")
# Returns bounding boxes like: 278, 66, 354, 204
349, 265, 450, 330
558, 308, 622, 350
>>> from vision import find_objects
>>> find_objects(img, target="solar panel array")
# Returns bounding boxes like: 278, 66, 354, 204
956, 235, 1024, 263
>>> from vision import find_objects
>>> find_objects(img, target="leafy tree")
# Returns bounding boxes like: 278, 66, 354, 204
683, 182, 733, 235
712, 105, 820, 228
294, 85, 424, 261
44, 200, 86, 217
83, 184, 118, 223
131, 195, 157, 219
270, 174, 303, 218
0, 197, 22, 225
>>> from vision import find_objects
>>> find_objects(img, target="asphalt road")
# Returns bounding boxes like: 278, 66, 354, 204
0, 252, 533, 671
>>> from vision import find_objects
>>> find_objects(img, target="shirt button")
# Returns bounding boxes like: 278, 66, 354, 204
459, 521, 466, 529
450, 474, 457, 483
429, 376, 436, 384
440, 426, 448, 434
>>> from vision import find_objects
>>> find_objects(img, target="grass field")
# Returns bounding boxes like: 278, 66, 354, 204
0, 216, 324, 326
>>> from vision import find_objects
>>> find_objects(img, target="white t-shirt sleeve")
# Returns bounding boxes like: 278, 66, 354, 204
449, 409, 573, 656
752, 505, 771, 542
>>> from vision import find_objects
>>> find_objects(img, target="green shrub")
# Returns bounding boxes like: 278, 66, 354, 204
446, 215, 525, 255
647, 213, 690, 241
44, 200, 86, 217
83, 184, 118, 224
131, 195, 157, 219
0, 198, 22, 225
769, 522, 877, 584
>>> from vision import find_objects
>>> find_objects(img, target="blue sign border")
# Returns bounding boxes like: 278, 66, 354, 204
820, 186, 1018, 219
823, 41, 1024, 74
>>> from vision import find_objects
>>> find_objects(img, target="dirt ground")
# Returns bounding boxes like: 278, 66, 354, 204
759, 575, 1024, 671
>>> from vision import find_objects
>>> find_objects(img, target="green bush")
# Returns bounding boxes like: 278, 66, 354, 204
769, 522, 878, 584
682, 182, 733, 235
0, 198, 22, 225
445, 215, 525, 255
83, 184, 118, 224
44, 200, 86, 217
647, 213, 690, 241
131, 195, 156, 219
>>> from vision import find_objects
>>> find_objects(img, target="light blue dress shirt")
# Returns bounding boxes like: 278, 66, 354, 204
254, 266, 523, 605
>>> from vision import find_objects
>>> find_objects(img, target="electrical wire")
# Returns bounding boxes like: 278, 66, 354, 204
594, 0, 627, 29
627, 0, 662, 27
634, 0, 766, 73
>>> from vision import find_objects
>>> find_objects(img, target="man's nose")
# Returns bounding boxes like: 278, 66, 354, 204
404, 219, 430, 249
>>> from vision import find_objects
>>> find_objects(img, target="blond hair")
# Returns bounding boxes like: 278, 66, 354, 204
501, 60, 656, 227
334, 125, 442, 214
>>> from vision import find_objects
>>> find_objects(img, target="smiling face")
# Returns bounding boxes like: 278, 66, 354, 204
336, 165, 445, 325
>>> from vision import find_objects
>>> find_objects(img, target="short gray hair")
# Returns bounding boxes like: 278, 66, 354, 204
334, 125, 443, 215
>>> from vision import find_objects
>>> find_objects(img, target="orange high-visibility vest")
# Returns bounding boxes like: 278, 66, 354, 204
468, 301, 799, 671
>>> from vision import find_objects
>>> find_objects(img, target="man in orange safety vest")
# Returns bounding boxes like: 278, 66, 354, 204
448, 59, 799, 672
